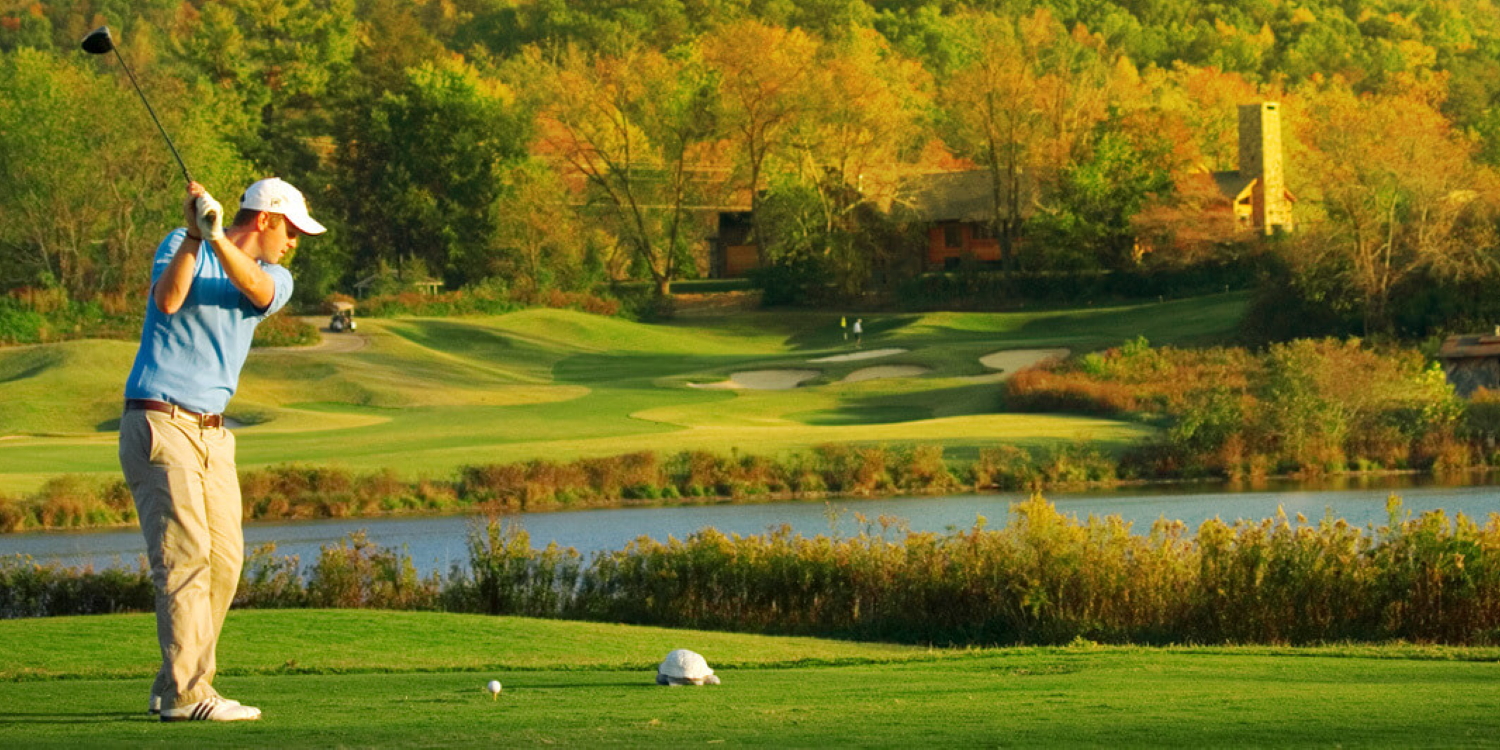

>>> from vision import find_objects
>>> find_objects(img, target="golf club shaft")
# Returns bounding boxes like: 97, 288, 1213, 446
110, 46, 193, 185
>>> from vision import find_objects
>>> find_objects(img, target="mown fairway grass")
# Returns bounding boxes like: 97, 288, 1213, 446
2, 610, 1498, 747
0, 294, 1247, 493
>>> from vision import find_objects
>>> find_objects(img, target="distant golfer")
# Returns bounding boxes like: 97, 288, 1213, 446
841, 315, 848, 341
853, 318, 863, 349
119, 178, 325, 722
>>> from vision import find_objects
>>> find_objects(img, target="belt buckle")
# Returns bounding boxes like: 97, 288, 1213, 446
169, 403, 216, 429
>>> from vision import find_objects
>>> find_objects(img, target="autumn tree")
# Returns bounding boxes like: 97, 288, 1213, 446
1157, 63, 1269, 172
939, 10, 1111, 268
1294, 81, 1500, 334
753, 28, 929, 295
525, 42, 719, 296
490, 159, 588, 294
701, 20, 821, 263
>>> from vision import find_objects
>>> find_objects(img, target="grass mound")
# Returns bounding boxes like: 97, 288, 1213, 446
0, 340, 137, 434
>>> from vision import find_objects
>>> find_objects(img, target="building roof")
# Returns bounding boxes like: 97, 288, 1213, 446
1211, 171, 1256, 201
900, 170, 1009, 223
1440, 333, 1500, 359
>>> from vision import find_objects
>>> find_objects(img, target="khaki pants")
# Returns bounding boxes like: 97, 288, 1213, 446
118, 408, 243, 709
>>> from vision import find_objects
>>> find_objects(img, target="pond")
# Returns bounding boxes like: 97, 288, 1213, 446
2, 477, 1497, 576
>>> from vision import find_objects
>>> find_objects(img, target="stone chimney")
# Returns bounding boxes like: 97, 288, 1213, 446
1238, 102, 1294, 235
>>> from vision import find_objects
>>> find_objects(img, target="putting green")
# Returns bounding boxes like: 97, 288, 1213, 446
0, 294, 1247, 493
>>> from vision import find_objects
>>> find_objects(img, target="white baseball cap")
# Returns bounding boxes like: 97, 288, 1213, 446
240, 177, 327, 235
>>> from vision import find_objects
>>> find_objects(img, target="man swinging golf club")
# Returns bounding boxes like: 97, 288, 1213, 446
119, 178, 325, 722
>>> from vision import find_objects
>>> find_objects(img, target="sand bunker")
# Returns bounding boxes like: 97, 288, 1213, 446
979, 348, 1070, 375
808, 348, 906, 363
689, 369, 820, 390
842, 365, 930, 383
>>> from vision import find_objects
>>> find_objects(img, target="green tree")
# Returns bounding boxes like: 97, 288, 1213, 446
0, 48, 253, 298
332, 58, 527, 287
349, 0, 453, 96
0, 5, 54, 52
1029, 112, 1176, 270
180, 0, 358, 176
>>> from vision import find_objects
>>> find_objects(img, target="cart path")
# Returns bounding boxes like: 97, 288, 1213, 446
259, 317, 368, 354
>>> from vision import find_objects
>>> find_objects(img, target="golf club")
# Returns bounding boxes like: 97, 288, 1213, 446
81, 25, 195, 187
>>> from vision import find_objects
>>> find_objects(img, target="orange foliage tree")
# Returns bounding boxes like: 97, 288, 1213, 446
525, 43, 721, 295
940, 10, 1111, 267
701, 20, 822, 263
1293, 80, 1500, 333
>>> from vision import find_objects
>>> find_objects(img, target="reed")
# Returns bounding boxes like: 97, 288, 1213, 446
6, 497, 1498, 645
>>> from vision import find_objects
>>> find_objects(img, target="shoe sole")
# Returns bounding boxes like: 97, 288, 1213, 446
160, 701, 260, 722
161, 713, 260, 723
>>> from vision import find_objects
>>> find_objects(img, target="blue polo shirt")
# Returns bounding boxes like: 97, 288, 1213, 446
123, 228, 293, 414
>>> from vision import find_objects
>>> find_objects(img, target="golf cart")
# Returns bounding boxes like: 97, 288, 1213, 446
329, 301, 357, 333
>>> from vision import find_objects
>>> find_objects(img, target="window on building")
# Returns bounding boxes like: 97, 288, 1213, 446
971, 223, 994, 240
943, 225, 963, 248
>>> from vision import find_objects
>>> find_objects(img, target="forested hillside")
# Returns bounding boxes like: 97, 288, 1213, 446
2, 0, 1498, 339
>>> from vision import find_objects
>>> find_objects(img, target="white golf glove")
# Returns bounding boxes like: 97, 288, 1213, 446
196, 193, 225, 242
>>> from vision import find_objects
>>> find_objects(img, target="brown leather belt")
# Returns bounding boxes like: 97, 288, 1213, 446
125, 399, 224, 428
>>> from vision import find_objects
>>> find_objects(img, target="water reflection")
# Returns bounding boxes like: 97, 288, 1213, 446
2, 479, 1497, 576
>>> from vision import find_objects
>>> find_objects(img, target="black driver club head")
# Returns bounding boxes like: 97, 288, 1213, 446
81, 26, 115, 55
78, 24, 197, 185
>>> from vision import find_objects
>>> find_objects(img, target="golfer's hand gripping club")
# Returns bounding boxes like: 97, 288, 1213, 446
196, 193, 225, 242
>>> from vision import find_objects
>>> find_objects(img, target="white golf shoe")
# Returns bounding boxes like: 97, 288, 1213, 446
151, 693, 238, 715
159, 695, 260, 722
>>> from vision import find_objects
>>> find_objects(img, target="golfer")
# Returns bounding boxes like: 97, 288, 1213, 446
119, 177, 324, 722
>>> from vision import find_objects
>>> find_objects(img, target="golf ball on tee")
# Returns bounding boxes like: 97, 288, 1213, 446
487, 680, 502, 697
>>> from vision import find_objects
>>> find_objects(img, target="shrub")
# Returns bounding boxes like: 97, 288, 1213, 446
305, 531, 441, 610
251, 312, 320, 347
236, 543, 308, 608
971, 446, 1041, 490
0, 555, 153, 618
445, 518, 583, 616
0, 288, 144, 344
0, 303, 46, 343
1010, 338, 1466, 480
892, 445, 959, 492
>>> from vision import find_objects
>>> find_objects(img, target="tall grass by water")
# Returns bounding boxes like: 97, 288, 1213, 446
6, 496, 1497, 646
